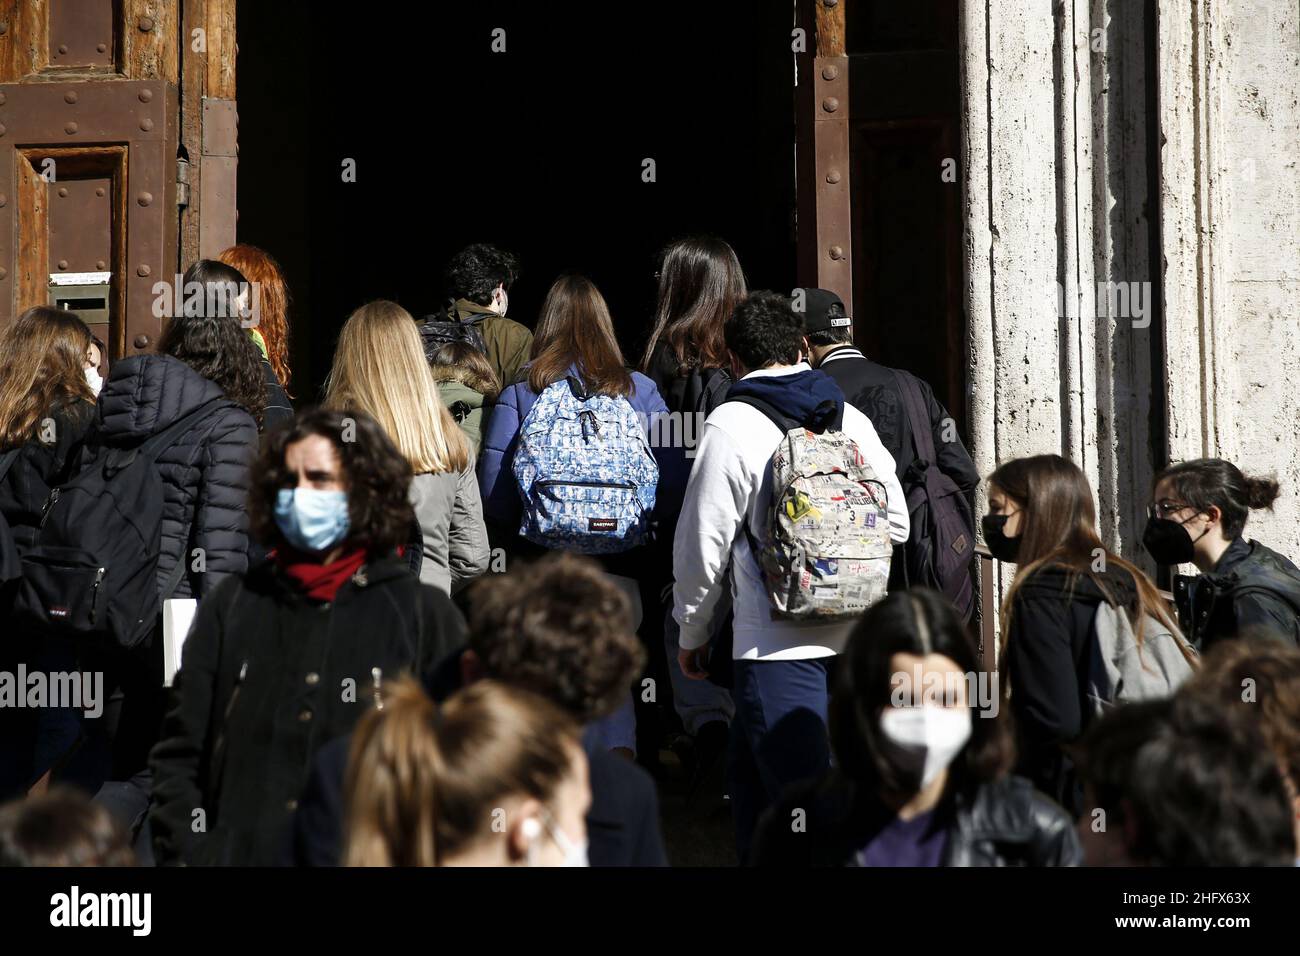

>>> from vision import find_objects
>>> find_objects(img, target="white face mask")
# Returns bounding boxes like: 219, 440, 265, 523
492, 286, 509, 316
878, 705, 972, 789
85, 366, 103, 397
527, 811, 588, 868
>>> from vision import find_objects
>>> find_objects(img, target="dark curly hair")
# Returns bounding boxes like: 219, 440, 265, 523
724, 290, 805, 372
0, 787, 134, 866
1074, 693, 1296, 865
466, 553, 646, 723
1182, 639, 1300, 803
158, 260, 267, 428
249, 407, 414, 557
443, 243, 520, 306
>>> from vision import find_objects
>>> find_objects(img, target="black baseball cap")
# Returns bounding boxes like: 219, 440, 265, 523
798, 288, 852, 334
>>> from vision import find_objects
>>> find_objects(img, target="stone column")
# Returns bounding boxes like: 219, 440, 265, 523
1157, 0, 1300, 557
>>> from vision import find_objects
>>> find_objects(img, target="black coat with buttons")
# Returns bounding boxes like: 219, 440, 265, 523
148, 554, 466, 866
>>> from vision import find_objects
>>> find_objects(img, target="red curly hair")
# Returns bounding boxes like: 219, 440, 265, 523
217, 243, 294, 396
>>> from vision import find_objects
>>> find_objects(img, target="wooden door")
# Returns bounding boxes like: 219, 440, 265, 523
0, 0, 236, 364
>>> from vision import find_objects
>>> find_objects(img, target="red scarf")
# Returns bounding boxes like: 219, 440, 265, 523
273, 546, 368, 602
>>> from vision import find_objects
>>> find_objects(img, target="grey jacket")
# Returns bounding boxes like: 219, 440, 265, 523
410, 466, 490, 594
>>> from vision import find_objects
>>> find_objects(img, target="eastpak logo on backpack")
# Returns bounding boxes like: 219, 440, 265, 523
512, 375, 658, 555
14, 398, 226, 650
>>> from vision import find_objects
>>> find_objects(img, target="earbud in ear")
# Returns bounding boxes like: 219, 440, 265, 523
521, 818, 541, 840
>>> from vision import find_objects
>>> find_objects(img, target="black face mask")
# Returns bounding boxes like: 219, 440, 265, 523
1142, 515, 1200, 566
981, 514, 1021, 563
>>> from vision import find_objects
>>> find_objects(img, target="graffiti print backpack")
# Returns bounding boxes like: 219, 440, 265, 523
732, 395, 893, 620
512, 376, 658, 554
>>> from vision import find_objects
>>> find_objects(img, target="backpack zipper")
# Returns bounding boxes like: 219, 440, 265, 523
88, 567, 106, 624
536, 479, 636, 490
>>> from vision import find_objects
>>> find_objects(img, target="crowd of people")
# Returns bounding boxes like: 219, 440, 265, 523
0, 238, 1297, 868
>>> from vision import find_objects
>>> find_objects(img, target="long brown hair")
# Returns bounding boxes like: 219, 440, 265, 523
989, 454, 1192, 664
341, 677, 581, 867
217, 243, 294, 396
528, 274, 632, 397
640, 236, 746, 374
0, 306, 94, 449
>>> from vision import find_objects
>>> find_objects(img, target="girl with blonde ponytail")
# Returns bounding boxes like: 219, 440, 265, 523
342, 678, 590, 867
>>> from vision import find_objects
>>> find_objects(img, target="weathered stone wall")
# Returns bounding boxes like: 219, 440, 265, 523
962, 0, 1300, 580
1159, 0, 1300, 556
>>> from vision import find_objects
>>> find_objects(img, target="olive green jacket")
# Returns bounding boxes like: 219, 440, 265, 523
455, 298, 533, 387
435, 378, 488, 454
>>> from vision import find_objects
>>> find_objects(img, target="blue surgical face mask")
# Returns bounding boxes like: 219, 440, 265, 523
274, 488, 350, 553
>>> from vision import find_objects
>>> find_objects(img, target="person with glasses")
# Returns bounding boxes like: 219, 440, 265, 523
1145, 459, 1300, 651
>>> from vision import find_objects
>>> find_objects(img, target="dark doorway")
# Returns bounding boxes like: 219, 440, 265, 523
846, 1, 964, 427
236, 1, 797, 401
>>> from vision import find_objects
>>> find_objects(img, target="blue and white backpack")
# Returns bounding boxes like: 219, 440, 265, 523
512, 376, 658, 554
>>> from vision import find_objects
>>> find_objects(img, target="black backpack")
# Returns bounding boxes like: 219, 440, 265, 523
416, 301, 488, 364
891, 370, 975, 621
0, 448, 21, 590
14, 399, 227, 650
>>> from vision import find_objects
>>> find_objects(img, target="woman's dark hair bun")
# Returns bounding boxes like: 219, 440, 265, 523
1245, 475, 1280, 510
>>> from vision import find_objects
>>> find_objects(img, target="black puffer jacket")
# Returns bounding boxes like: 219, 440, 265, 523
752, 773, 1081, 866
1005, 564, 1141, 815
1174, 537, 1300, 651
149, 554, 467, 866
87, 354, 258, 599
0, 401, 96, 554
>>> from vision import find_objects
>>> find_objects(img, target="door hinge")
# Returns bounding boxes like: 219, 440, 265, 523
177, 157, 191, 207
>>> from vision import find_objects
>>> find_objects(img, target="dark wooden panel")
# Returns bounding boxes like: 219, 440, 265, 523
49, 0, 117, 69
50, 175, 111, 272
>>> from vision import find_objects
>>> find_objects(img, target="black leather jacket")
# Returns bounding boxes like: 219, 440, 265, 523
1174, 538, 1300, 652
751, 773, 1082, 867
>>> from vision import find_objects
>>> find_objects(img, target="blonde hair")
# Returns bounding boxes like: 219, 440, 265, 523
341, 677, 581, 867
324, 300, 470, 475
